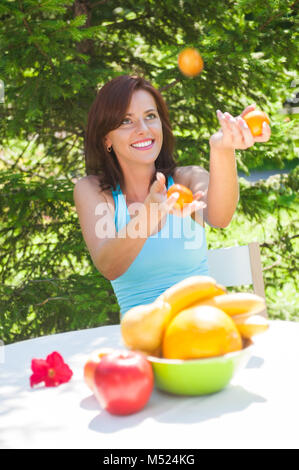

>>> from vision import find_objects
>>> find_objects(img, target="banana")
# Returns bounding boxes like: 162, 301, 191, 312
189, 292, 266, 317
233, 314, 269, 339
156, 275, 227, 318
120, 300, 172, 355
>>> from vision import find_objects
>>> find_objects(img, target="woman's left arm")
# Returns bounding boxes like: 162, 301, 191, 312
207, 104, 271, 228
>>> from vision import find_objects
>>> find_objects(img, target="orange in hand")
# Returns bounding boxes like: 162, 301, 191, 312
243, 110, 270, 137
167, 183, 194, 210
178, 48, 204, 77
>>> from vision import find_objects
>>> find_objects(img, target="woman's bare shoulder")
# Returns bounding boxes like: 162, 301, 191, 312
73, 175, 114, 206
74, 174, 101, 188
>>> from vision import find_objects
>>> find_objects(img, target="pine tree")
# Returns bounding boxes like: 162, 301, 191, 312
0, 0, 298, 343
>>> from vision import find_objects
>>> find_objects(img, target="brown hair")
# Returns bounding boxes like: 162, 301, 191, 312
84, 75, 177, 192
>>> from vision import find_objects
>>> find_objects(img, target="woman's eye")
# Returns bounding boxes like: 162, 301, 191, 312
121, 113, 157, 126
121, 118, 131, 125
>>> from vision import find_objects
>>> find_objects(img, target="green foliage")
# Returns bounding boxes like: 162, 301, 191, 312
207, 168, 299, 320
0, 274, 119, 345
0, 169, 120, 344
0, 0, 298, 343
1, 0, 298, 173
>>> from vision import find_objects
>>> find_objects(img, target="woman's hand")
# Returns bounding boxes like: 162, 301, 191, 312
146, 172, 206, 219
209, 104, 271, 151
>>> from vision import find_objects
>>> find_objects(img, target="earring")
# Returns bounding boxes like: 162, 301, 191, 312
107, 146, 112, 152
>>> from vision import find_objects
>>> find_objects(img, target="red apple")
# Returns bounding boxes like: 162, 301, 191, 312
93, 350, 154, 416
83, 348, 114, 391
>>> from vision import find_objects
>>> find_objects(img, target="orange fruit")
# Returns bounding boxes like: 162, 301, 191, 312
84, 348, 114, 391
178, 48, 204, 77
243, 110, 270, 137
167, 183, 194, 210
162, 305, 242, 360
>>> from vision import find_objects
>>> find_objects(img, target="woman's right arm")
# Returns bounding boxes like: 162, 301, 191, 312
73, 174, 180, 281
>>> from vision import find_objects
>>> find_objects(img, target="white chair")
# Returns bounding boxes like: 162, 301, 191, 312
207, 242, 267, 317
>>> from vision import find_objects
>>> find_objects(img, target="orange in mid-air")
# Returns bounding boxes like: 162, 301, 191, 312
167, 183, 194, 210
243, 110, 270, 137
178, 48, 204, 77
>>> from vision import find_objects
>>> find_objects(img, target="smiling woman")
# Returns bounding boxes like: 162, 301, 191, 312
74, 75, 270, 318
84, 75, 176, 193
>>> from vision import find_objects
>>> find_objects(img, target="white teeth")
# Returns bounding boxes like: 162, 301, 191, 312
131, 140, 153, 148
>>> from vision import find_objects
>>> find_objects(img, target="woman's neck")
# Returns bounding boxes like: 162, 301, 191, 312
121, 167, 156, 203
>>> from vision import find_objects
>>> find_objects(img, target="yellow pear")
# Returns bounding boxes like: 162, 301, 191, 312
121, 300, 172, 355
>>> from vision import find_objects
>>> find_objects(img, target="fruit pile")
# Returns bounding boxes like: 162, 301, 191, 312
121, 275, 269, 359
84, 276, 269, 415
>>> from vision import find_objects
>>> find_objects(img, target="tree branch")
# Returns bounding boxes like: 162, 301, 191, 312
35, 296, 69, 306
18, 0, 56, 73
262, 256, 282, 271
159, 77, 181, 92
259, 0, 299, 32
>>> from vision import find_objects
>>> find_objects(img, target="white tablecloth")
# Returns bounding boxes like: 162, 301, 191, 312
1, 320, 299, 449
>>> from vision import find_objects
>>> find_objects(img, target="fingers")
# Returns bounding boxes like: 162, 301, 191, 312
156, 171, 165, 183
236, 116, 254, 148
217, 109, 256, 149
161, 191, 180, 213
155, 171, 166, 193
150, 171, 166, 198
181, 200, 206, 217
169, 199, 206, 218
240, 103, 256, 118
215, 106, 270, 149
254, 122, 271, 142
216, 110, 230, 135
193, 190, 205, 201
224, 112, 242, 142
217, 110, 243, 147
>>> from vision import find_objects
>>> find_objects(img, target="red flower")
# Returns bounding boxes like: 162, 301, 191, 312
30, 351, 73, 388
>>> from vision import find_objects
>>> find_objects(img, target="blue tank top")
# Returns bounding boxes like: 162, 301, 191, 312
110, 175, 210, 317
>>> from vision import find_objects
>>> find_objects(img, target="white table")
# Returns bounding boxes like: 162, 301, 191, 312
1, 320, 299, 449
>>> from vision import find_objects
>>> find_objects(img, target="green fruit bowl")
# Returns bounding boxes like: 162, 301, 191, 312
147, 339, 254, 396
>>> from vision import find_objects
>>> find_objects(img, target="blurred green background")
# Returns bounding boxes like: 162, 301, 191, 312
0, 0, 298, 344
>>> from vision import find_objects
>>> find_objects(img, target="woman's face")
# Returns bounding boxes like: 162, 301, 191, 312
105, 89, 163, 167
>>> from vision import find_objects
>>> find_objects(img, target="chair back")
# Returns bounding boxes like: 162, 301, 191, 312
207, 242, 267, 317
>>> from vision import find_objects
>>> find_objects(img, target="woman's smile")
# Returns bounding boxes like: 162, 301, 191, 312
131, 139, 155, 150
